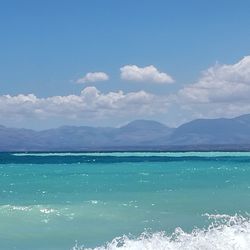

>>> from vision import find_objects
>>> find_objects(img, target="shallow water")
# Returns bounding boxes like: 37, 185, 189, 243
0, 152, 250, 249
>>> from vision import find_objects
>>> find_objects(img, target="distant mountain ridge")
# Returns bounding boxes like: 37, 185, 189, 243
1, 116, 250, 151
169, 114, 250, 145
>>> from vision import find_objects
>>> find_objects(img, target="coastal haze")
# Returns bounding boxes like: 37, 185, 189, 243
1, 114, 250, 151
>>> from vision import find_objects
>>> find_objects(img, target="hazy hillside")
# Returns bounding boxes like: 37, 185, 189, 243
0, 120, 172, 151
1, 115, 250, 151
168, 115, 250, 145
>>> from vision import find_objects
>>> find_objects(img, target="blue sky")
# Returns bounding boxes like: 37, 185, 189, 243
1, 0, 250, 129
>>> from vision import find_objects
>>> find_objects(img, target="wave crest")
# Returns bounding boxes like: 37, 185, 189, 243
72, 214, 250, 250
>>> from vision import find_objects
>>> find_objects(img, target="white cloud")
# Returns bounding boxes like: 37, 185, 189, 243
76, 72, 109, 83
178, 56, 250, 103
0, 87, 170, 123
120, 65, 174, 84
175, 56, 250, 121
3, 56, 250, 128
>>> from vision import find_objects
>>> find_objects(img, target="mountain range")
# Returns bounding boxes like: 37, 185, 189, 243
1, 114, 250, 151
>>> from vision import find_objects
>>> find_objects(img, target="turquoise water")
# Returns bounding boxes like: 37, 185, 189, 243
1, 152, 250, 249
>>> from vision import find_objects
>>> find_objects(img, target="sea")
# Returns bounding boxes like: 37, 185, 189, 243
0, 151, 250, 250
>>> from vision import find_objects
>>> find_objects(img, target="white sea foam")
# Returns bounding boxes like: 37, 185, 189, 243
39, 208, 56, 214
72, 214, 250, 250
12, 151, 250, 157
11, 206, 31, 211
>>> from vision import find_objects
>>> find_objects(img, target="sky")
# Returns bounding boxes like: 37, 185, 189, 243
0, 0, 250, 129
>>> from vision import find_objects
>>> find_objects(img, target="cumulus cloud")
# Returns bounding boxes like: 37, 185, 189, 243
76, 72, 109, 83
120, 65, 174, 84
3, 56, 250, 128
178, 56, 250, 103
0, 87, 170, 123
175, 56, 250, 120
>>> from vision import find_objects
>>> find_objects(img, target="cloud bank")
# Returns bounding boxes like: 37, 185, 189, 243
1, 56, 250, 128
179, 56, 250, 103
177, 56, 250, 119
120, 65, 174, 84
0, 87, 169, 123
76, 72, 109, 83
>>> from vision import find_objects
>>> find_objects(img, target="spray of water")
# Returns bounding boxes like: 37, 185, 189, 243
72, 214, 250, 250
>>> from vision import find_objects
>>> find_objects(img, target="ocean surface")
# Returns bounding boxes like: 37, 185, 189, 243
0, 152, 250, 250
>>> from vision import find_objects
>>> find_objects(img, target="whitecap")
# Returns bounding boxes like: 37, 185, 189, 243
72, 214, 250, 250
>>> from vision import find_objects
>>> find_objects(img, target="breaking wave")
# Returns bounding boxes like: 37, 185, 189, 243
72, 214, 250, 250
